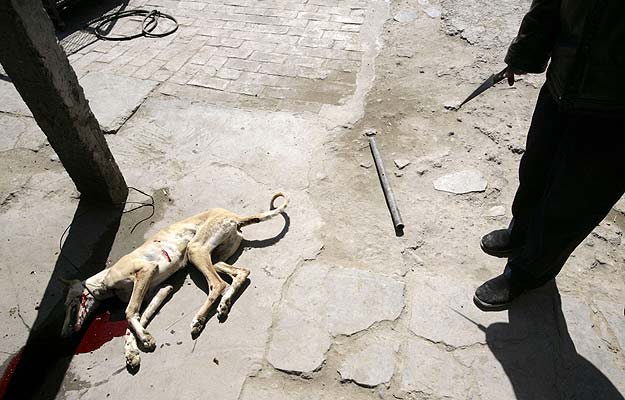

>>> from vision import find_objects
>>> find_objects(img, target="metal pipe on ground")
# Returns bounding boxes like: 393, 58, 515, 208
367, 131, 404, 236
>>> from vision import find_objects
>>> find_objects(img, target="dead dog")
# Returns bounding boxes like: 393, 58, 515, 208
61, 192, 288, 368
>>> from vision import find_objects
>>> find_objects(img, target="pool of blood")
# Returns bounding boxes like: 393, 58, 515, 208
75, 311, 127, 354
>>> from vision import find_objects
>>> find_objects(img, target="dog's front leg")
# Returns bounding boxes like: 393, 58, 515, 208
125, 285, 174, 369
126, 264, 158, 352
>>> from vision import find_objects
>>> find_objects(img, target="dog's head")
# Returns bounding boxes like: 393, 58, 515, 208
61, 279, 99, 337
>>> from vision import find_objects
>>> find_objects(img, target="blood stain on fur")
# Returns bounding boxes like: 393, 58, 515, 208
75, 311, 127, 354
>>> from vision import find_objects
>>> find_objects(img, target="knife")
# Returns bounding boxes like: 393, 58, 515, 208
458, 67, 509, 109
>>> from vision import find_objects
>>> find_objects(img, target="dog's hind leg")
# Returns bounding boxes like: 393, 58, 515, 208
187, 244, 227, 337
124, 285, 174, 369
214, 262, 250, 319
126, 263, 159, 352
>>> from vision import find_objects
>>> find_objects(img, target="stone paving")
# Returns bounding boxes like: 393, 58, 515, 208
63, 0, 367, 113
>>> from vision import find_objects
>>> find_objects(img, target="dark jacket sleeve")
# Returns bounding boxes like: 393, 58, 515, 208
505, 0, 561, 73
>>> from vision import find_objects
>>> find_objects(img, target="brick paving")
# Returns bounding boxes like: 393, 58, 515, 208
63, 0, 368, 111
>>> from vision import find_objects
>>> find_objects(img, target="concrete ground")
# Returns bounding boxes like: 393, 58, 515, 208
1, 0, 624, 398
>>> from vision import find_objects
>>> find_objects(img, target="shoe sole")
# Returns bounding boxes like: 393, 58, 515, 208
479, 240, 521, 258
473, 294, 510, 312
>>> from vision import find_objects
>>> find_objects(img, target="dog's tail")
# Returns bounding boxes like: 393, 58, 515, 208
238, 192, 289, 228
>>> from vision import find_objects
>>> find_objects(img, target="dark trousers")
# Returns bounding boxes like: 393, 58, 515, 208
504, 85, 625, 288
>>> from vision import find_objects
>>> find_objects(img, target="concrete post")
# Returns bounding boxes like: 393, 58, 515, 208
0, 0, 128, 204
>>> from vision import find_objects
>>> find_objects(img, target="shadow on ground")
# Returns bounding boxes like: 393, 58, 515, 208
485, 281, 624, 400
3, 200, 123, 399
57, 0, 129, 55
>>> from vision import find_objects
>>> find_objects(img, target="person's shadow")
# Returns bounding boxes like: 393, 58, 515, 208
479, 281, 624, 399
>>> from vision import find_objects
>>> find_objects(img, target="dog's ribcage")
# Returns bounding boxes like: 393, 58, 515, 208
139, 223, 198, 287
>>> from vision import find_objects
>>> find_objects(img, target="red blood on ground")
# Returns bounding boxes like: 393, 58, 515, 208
0, 312, 126, 399
0, 348, 23, 400
75, 311, 127, 354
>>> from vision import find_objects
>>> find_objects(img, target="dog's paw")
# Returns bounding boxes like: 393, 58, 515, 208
125, 349, 141, 370
140, 333, 157, 352
190, 317, 205, 338
217, 299, 231, 320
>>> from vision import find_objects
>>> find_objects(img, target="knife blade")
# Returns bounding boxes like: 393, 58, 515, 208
458, 67, 509, 109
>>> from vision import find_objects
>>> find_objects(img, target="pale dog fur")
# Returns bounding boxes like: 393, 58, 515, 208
62, 193, 288, 368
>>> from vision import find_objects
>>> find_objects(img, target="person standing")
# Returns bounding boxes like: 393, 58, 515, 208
474, 0, 625, 311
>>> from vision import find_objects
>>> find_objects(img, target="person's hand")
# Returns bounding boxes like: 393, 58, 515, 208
506, 67, 527, 86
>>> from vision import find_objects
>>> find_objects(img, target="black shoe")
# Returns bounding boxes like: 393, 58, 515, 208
473, 274, 525, 312
480, 229, 523, 258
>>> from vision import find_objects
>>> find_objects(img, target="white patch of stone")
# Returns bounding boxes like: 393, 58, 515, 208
434, 169, 487, 194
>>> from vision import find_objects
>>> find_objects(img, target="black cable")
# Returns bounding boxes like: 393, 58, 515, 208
91, 9, 178, 41
125, 186, 155, 234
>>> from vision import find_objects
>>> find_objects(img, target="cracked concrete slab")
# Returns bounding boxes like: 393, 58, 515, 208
268, 263, 405, 374
0, 72, 157, 134
0, 113, 46, 152
337, 332, 399, 387
327, 268, 405, 336
408, 274, 526, 348
267, 263, 332, 374
452, 345, 522, 399
451, 306, 559, 400
595, 300, 625, 354
106, 97, 328, 193
80, 73, 158, 134
560, 295, 625, 395
0, 80, 33, 117
400, 338, 472, 399
240, 372, 380, 400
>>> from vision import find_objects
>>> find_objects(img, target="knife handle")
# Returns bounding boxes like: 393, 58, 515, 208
493, 67, 509, 84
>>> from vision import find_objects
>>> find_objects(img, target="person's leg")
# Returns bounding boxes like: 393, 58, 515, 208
505, 112, 625, 288
476, 112, 625, 310
481, 85, 562, 257
508, 85, 563, 244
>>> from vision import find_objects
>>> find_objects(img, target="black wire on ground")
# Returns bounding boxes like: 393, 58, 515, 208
91, 9, 178, 41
